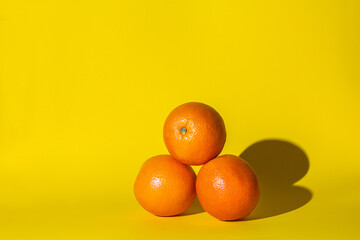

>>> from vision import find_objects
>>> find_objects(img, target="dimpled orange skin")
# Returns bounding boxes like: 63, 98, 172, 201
196, 154, 260, 221
163, 102, 226, 165
134, 155, 196, 216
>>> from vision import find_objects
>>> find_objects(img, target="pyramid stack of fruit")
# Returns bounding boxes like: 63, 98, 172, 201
134, 102, 259, 221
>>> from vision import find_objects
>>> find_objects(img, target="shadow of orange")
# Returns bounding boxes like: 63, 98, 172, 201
179, 197, 205, 216
240, 139, 312, 220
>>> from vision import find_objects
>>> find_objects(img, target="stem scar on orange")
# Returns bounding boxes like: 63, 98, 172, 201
163, 102, 226, 165
134, 155, 196, 216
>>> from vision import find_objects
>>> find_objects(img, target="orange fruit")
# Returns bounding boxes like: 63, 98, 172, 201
134, 155, 196, 216
163, 102, 226, 165
196, 154, 260, 220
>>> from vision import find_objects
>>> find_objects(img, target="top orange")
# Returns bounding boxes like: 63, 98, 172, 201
163, 102, 226, 165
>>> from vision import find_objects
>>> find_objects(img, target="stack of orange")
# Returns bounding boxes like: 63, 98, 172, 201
134, 102, 259, 221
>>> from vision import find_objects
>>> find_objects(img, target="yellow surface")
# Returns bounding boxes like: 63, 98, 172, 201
1, 0, 360, 239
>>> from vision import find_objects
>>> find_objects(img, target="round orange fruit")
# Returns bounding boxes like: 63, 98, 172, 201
196, 154, 260, 220
163, 102, 226, 165
134, 155, 196, 216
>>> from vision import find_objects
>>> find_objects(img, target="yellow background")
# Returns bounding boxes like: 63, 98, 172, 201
1, 0, 359, 239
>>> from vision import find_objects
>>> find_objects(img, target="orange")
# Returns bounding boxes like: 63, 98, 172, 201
196, 154, 260, 220
163, 102, 226, 165
134, 155, 196, 216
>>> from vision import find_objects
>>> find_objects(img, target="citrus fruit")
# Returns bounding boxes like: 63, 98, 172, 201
163, 102, 226, 165
134, 155, 196, 216
196, 154, 260, 220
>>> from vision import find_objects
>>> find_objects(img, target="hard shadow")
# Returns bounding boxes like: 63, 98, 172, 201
178, 197, 205, 216
240, 139, 312, 220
